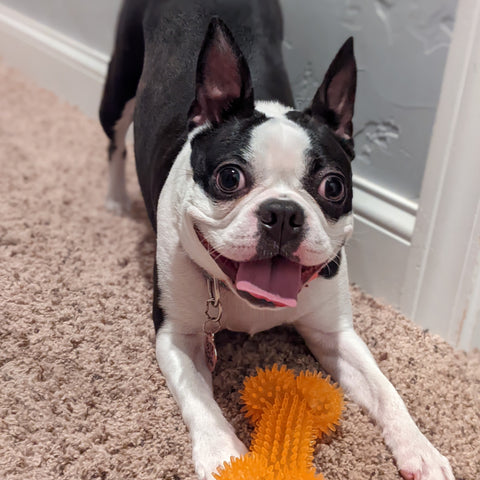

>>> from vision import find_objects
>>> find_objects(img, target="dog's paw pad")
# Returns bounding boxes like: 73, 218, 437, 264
400, 470, 420, 480
396, 440, 454, 480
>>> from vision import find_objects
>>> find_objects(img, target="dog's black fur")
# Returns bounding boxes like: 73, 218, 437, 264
99, 0, 356, 331
100, 0, 293, 230
100, 0, 296, 332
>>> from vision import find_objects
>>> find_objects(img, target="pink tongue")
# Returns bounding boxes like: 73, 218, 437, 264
235, 257, 302, 307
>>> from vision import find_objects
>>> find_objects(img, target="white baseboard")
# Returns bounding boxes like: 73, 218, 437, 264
347, 185, 415, 308
0, 3, 108, 119
0, 3, 419, 309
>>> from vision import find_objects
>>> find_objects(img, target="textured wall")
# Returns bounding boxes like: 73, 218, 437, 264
280, 0, 457, 200
3, 0, 456, 200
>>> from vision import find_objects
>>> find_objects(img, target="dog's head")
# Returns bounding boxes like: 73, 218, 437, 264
183, 18, 356, 309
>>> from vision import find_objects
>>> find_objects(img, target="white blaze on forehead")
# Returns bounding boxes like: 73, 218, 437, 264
246, 111, 311, 183
255, 100, 293, 118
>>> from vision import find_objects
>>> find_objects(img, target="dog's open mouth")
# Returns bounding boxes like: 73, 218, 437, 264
196, 228, 323, 308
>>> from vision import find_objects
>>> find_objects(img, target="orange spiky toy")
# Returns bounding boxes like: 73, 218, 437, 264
213, 365, 344, 480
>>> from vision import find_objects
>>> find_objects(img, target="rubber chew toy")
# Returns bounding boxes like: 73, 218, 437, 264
213, 365, 344, 480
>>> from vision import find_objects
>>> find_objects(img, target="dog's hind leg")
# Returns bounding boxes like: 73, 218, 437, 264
99, 1, 146, 214
103, 98, 136, 215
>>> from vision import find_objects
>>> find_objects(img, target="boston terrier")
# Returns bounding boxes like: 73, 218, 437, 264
99, 1, 454, 479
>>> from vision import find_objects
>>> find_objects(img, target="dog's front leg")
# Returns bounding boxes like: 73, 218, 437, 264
296, 323, 454, 480
156, 328, 247, 480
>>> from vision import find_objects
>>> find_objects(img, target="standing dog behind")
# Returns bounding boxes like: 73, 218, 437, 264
99, 1, 454, 479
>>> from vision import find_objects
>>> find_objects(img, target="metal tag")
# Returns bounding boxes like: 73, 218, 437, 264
204, 277, 222, 373
205, 333, 218, 373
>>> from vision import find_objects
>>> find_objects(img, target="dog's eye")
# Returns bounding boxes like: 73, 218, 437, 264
318, 174, 345, 202
216, 165, 245, 193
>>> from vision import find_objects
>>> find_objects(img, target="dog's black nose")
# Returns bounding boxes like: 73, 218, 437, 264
258, 199, 305, 246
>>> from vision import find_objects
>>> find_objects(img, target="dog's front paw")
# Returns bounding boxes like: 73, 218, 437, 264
192, 431, 247, 480
395, 434, 454, 480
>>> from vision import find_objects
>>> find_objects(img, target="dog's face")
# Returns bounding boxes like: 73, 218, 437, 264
183, 18, 356, 309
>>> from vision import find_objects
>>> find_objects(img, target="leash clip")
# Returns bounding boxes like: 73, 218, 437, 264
204, 277, 222, 372
204, 277, 223, 334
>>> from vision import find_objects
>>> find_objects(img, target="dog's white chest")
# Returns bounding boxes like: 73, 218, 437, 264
220, 290, 300, 335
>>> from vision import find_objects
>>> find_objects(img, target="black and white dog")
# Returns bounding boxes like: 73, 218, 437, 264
100, 1, 453, 479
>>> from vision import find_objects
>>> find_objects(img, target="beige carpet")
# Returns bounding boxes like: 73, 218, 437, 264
0, 61, 479, 480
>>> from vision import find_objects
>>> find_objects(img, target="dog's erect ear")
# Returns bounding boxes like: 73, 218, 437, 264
308, 37, 357, 140
188, 17, 254, 128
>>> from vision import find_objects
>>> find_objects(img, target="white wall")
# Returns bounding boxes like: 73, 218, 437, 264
401, 0, 480, 350
280, 0, 457, 202
0, 0, 120, 54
